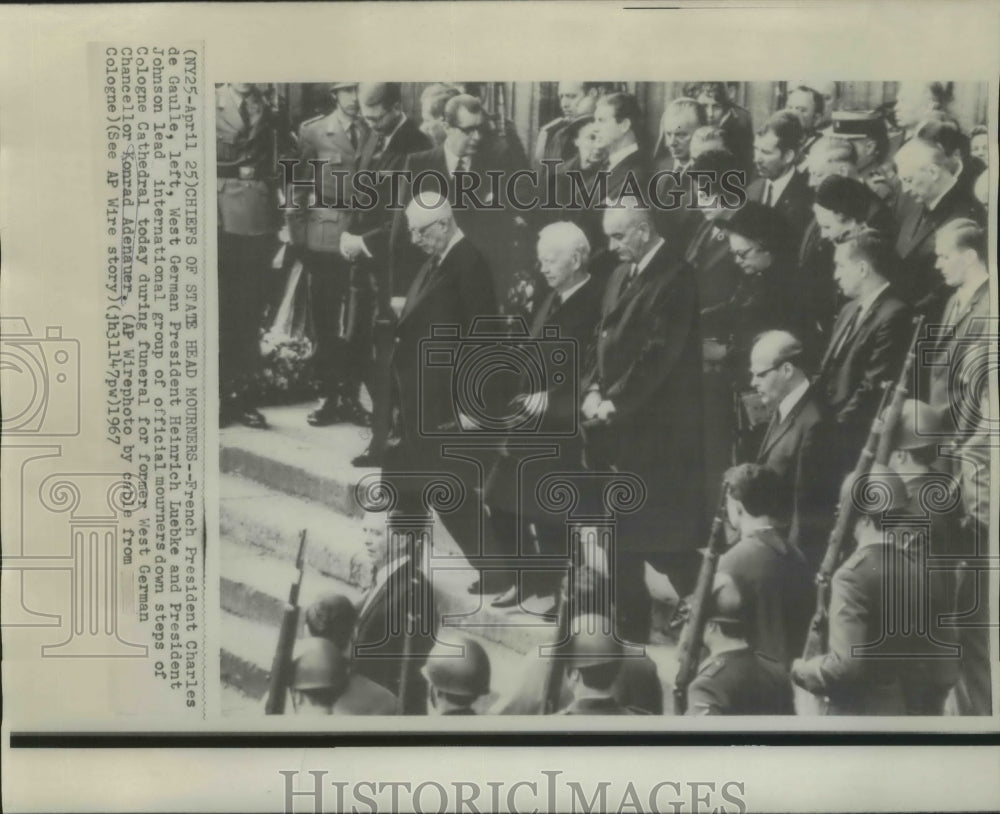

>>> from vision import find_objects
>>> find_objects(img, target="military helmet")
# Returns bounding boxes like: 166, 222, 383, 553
567, 614, 624, 667
421, 637, 491, 697
706, 574, 745, 625
292, 638, 348, 691
842, 462, 909, 516
890, 399, 946, 450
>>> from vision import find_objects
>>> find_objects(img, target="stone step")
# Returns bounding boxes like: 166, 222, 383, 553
220, 536, 363, 634
220, 404, 375, 516
220, 473, 372, 590
219, 609, 529, 714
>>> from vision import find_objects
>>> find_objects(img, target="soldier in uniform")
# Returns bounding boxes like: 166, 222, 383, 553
559, 615, 649, 716
279, 636, 397, 716
422, 637, 491, 715
718, 463, 813, 665
216, 82, 280, 428
826, 110, 900, 210
534, 82, 595, 167
685, 576, 795, 715
287, 82, 370, 427
791, 465, 955, 715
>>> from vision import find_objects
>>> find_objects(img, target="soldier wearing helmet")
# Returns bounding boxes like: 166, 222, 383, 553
558, 614, 648, 716
685, 575, 794, 715
422, 636, 491, 716
791, 464, 944, 714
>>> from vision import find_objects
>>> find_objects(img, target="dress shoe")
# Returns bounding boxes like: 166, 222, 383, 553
351, 447, 383, 467
237, 407, 268, 429
306, 399, 341, 427
338, 397, 372, 427
490, 585, 520, 609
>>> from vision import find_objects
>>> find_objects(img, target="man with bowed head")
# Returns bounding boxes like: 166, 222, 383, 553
582, 202, 704, 644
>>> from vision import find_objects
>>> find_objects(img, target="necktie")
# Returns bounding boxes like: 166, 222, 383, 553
763, 181, 774, 207
238, 98, 251, 131
372, 133, 386, 161
549, 291, 564, 316
348, 122, 358, 151
619, 264, 638, 299
454, 156, 469, 175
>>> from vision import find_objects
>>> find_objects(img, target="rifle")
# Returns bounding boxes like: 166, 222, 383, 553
799, 316, 926, 667
540, 522, 571, 714
673, 489, 730, 715
264, 529, 308, 714
541, 572, 571, 714
396, 528, 427, 715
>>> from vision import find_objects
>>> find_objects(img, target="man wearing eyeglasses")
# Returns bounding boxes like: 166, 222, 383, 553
749, 330, 836, 572
391, 94, 521, 304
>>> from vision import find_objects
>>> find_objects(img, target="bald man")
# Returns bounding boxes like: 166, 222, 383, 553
749, 331, 837, 570
484, 221, 604, 608
384, 193, 500, 589
894, 137, 984, 316
582, 203, 704, 643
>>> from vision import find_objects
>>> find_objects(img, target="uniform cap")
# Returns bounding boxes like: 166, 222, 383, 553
829, 110, 887, 140
421, 637, 491, 697
330, 82, 358, 92
292, 638, 348, 691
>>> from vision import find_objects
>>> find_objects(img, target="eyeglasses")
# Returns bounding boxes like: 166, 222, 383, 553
409, 219, 444, 238
453, 123, 486, 136
731, 244, 762, 260
749, 363, 782, 379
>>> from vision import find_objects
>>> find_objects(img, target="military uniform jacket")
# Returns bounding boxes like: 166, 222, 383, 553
793, 540, 950, 715
718, 527, 814, 665
686, 648, 794, 715
583, 243, 705, 553
216, 86, 279, 236
287, 109, 368, 253
816, 288, 912, 433
893, 183, 985, 310
560, 696, 643, 715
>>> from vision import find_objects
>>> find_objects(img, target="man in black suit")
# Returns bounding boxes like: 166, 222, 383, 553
341, 83, 433, 465
695, 82, 754, 177
582, 203, 704, 644
352, 511, 437, 714
785, 85, 825, 168
815, 229, 913, 458
748, 330, 837, 571
484, 221, 603, 609
748, 110, 814, 245
592, 92, 651, 205
385, 193, 499, 583
893, 137, 986, 317
391, 94, 525, 303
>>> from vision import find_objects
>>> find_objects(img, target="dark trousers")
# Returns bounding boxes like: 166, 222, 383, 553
304, 248, 350, 400
486, 509, 565, 596
341, 261, 376, 401
218, 231, 272, 405
613, 548, 704, 645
